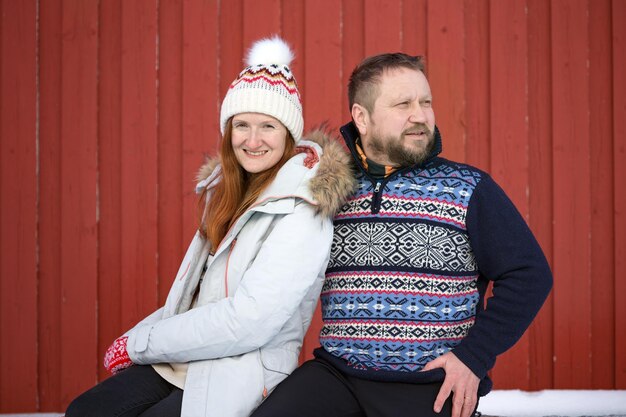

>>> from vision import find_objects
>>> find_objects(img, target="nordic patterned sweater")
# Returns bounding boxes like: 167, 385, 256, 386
314, 122, 552, 396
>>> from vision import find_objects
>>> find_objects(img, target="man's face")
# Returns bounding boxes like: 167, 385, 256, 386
357, 68, 436, 167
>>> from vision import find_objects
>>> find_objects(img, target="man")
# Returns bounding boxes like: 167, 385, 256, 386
251, 53, 552, 417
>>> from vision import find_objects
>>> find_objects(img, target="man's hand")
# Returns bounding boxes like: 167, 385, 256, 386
422, 352, 479, 417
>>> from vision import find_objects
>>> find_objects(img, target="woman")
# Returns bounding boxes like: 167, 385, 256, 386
66, 36, 354, 417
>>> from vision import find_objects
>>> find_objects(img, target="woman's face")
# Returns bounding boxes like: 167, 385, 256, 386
231, 113, 288, 174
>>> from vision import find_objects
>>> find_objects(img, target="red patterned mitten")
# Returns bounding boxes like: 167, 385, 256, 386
103, 336, 133, 374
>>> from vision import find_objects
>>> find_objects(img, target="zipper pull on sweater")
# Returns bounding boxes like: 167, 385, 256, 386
371, 181, 383, 214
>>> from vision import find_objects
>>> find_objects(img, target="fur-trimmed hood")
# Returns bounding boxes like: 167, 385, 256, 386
196, 130, 356, 218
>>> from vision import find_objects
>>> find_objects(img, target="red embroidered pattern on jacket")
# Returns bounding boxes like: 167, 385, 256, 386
295, 145, 319, 169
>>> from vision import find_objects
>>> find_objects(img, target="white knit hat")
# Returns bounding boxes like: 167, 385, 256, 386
220, 36, 303, 142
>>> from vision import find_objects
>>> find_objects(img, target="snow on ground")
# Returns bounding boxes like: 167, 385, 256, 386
477, 390, 626, 417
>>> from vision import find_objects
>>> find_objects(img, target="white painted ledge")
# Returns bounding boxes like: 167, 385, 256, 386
2, 390, 626, 417
478, 390, 626, 417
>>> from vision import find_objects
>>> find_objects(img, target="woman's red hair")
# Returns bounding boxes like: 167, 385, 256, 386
198, 118, 295, 251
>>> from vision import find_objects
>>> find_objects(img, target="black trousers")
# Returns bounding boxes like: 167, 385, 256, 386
65, 365, 182, 417
252, 357, 478, 417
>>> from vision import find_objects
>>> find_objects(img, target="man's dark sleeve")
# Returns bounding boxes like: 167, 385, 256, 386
451, 174, 553, 380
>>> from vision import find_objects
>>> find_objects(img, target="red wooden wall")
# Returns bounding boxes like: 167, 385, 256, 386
1, 0, 625, 412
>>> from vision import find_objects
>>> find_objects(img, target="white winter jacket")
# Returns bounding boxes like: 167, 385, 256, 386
124, 132, 354, 417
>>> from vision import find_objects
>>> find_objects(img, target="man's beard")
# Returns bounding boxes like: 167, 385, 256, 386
369, 124, 435, 167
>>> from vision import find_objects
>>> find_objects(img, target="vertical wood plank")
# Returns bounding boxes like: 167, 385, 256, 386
0, 0, 38, 411
158, 0, 184, 305
488, 0, 530, 389
402, 0, 427, 55
364, 0, 401, 56
613, 0, 626, 389
242, 0, 281, 48
551, 0, 593, 388
120, 1, 159, 330
464, 0, 490, 172
589, 0, 615, 389
38, 0, 64, 408
300, 0, 342, 362
527, 0, 554, 391
304, 0, 342, 130
281, 0, 305, 115
182, 0, 219, 238
337, 0, 366, 123
218, 0, 243, 101
427, 0, 466, 162
341, 0, 364, 124
59, 0, 99, 405
97, 0, 123, 383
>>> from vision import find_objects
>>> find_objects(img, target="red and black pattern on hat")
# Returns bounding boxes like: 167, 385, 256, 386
230, 64, 301, 103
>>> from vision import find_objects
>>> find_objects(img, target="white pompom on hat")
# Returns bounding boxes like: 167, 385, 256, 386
220, 36, 303, 142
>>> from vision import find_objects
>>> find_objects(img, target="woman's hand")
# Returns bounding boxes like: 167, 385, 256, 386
104, 336, 133, 374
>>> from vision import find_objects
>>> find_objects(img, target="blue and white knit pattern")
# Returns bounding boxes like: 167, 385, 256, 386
320, 161, 484, 372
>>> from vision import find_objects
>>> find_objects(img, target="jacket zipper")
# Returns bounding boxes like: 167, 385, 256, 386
224, 238, 237, 297
211, 195, 283, 258
213, 190, 308, 295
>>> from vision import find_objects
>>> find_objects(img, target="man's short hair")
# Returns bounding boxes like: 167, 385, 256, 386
348, 53, 425, 114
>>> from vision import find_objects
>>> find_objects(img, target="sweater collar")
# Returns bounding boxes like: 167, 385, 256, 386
339, 121, 443, 172
354, 138, 399, 178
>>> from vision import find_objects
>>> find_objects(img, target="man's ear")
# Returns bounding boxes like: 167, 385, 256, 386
351, 104, 369, 137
